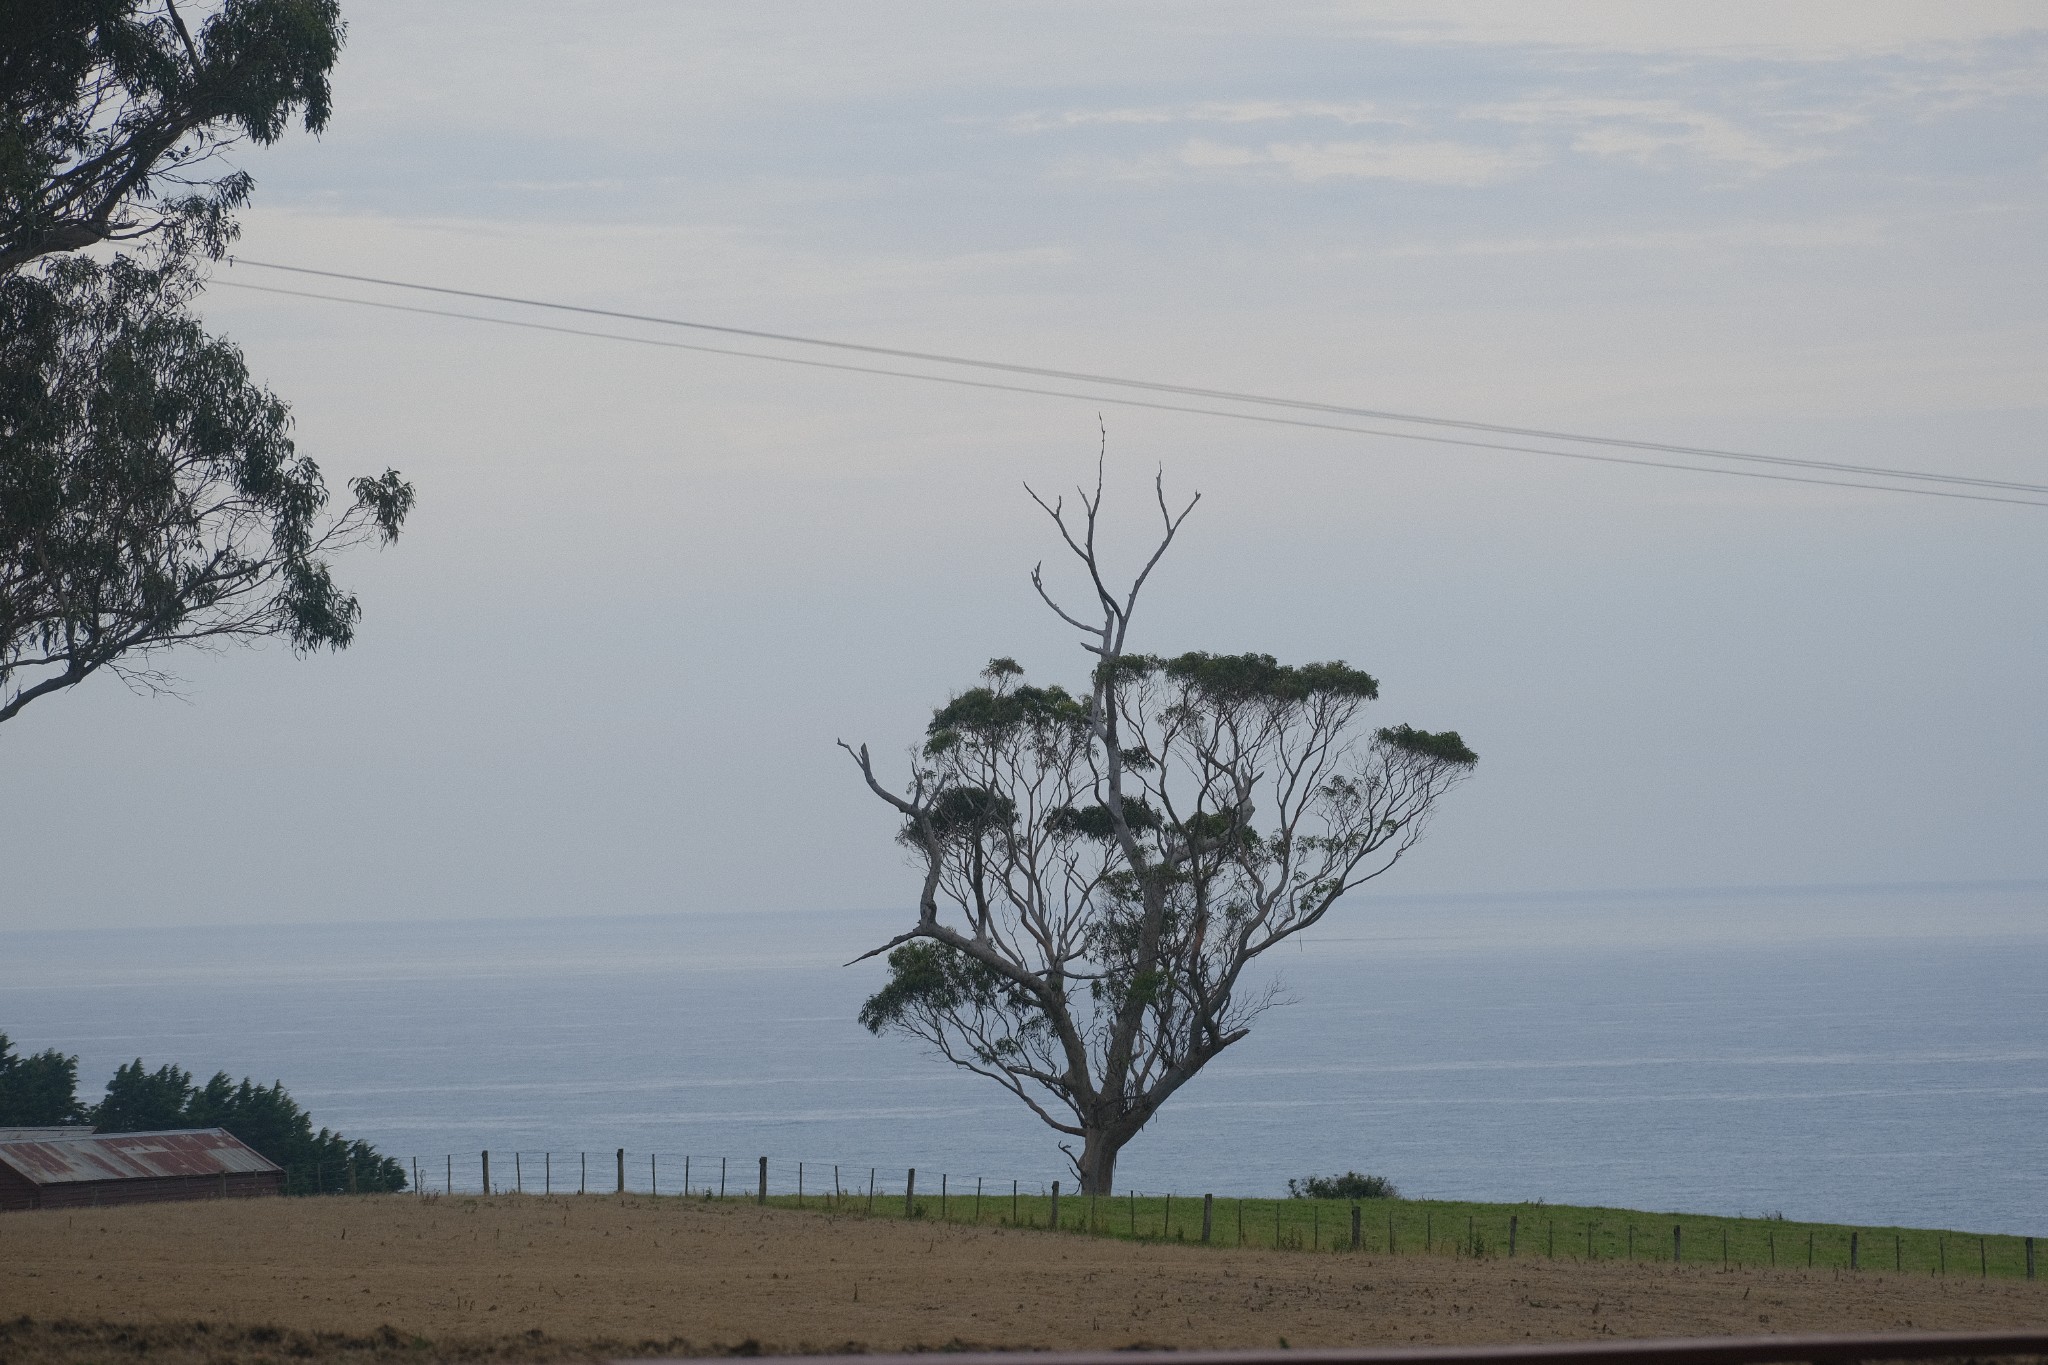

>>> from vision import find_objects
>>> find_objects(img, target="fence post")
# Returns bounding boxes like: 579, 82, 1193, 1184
651, 1152, 656, 1195
1049, 1179, 1059, 1230
1351, 1204, 1362, 1251
942, 1174, 949, 1221
545, 1151, 551, 1197
413, 1157, 420, 1197
2028, 1236, 2036, 1280
798, 1162, 804, 1208
445, 1154, 451, 1196
616, 1148, 624, 1196
905, 1168, 916, 1218
1674, 1224, 1682, 1264
1201, 1193, 1213, 1243
1981, 1237, 1988, 1278
1851, 1231, 1859, 1270
515, 1152, 521, 1194
480, 1151, 489, 1196
1012, 1179, 1018, 1225
759, 1157, 769, 1206
721, 1157, 727, 1199
580, 1151, 586, 1196
1509, 1214, 1518, 1258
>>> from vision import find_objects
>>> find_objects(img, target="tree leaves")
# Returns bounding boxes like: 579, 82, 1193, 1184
0, 254, 412, 721
0, 0, 345, 273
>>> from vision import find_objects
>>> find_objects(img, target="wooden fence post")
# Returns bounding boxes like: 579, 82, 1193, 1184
1509, 1214, 1518, 1257
514, 1152, 521, 1194
1351, 1204, 1362, 1251
1201, 1193, 1213, 1243
580, 1151, 586, 1196
1674, 1224, 1682, 1264
480, 1151, 489, 1195
1049, 1179, 1060, 1230
446, 1154, 451, 1196
615, 1148, 624, 1196
759, 1156, 768, 1205
905, 1168, 916, 1218
1851, 1231, 1859, 1270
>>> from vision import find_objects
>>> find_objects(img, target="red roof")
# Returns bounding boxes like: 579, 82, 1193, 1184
0, 1129, 281, 1186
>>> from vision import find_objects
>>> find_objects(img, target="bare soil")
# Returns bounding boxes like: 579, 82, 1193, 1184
5, 1194, 2045, 1363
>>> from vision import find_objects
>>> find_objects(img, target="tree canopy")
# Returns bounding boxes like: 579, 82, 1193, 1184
845, 471, 1477, 1192
0, 1032, 88, 1125
0, 254, 410, 721
0, 0, 342, 274
0, 1, 414, 727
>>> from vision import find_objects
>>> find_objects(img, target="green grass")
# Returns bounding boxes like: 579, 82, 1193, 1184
742, 1185, 2041, 1281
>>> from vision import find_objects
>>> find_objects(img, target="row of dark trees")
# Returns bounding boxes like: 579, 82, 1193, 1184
0, 1032, 405, 1193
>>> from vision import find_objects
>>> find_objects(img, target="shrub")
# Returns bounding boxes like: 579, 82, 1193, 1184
1288, 1171, 1399, 1200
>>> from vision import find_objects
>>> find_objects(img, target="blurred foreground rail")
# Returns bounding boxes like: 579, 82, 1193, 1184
626, 1331, 2048, 1365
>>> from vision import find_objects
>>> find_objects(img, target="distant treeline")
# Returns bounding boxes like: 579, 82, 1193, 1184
0, 1034, 405, 1194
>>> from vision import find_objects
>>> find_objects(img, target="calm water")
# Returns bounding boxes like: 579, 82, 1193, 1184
3, 883, 2043, 1233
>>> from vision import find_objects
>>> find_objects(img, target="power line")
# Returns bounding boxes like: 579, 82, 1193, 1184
214, 265, 2048, 509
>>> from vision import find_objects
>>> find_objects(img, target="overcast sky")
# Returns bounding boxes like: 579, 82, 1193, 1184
5, 1, 2045, 930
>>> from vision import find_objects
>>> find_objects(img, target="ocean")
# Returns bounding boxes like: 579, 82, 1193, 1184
3, 881, 2043, 1233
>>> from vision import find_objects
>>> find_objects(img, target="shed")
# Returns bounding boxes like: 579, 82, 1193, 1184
0, 1128, 283, 1211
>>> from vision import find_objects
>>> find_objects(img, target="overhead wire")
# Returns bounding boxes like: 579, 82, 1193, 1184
214, 262, 2048, 509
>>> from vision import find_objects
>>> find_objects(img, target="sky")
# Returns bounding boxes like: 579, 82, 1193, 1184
4, 1, 2046, 930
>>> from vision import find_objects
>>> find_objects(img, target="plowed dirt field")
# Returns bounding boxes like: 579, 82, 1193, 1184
5, 1194, 2045, 1363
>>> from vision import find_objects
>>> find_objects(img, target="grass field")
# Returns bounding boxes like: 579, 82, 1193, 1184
750, 1184, 2039, 1279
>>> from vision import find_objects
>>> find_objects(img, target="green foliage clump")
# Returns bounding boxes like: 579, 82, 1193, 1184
1289, 1170, 1400, 1200
0, 1032, 87, 1125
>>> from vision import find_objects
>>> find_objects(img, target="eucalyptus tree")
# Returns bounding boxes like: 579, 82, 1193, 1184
0, 1, 412, 726
844, 474, 1477, 1192
1, 0, 342, 275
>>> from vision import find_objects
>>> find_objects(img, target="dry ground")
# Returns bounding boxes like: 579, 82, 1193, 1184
4, 1194, 2045, 1363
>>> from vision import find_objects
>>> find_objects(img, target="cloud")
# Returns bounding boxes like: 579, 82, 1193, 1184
1239, 138, 1541, 185
1005, 100, 1408, 134
1328, 1, 2048, 60
1471, 97, 1827, 172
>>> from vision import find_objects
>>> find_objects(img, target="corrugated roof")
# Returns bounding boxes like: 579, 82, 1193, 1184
0, 1128, 282, 1185
0, 1126, 94, 1142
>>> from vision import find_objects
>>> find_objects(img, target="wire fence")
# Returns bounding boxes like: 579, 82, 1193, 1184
276, 1149, 2043, 1283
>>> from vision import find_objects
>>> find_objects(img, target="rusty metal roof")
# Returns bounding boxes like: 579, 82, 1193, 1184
0, 1127, 93, 1142
0, 1128, 281, 1185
